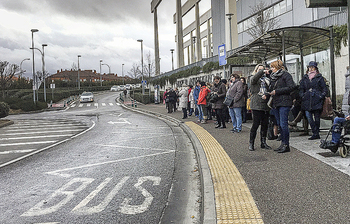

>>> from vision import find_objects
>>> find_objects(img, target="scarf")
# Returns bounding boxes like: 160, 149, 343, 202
270, 69, 283, 81
308, 70, 317, 80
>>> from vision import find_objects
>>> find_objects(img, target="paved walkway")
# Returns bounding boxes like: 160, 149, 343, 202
122, 101, 350, 223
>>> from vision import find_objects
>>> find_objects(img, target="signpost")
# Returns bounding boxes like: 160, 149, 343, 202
50, 83, 55, 100
218, 44, 227, 78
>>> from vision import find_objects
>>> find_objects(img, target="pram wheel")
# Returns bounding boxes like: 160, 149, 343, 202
339, 145, 349, 158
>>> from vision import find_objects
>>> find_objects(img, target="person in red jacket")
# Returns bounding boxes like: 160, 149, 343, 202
197, 82, 211, 124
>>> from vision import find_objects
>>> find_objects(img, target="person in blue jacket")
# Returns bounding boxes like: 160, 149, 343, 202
299, 61, 328, 140
193, 80, 201, 117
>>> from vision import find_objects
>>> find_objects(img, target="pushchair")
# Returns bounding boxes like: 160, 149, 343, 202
319, 119, 350, 158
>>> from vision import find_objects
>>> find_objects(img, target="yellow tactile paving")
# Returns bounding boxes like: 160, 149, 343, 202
185, 121, 263, 224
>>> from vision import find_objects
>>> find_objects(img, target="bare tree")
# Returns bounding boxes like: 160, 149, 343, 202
0, 61, 19, 98
143, 51, 155, 78
246, 1, 280, 39
127, 63, 141, 79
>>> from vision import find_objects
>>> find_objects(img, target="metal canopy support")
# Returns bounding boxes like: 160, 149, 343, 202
282, 30, 286, 62
330, 26, 336, 109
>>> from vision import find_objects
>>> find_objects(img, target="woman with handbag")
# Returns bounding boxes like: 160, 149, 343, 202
212, 76, 227, 129
299, 61, 328, 140
249, 64, 272, 151
227, 74, 244, 133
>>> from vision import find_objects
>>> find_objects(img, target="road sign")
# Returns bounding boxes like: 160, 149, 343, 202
142, 80, 147, 85
50, 84, 55, 89
218, 44, 227, 66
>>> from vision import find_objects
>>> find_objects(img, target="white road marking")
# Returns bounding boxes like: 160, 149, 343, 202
70, 104, 76, 108
87, 103, 91, 107
0, 129, 85, 136
0, 141, 56, 147
102, 103, 106, 106
22, 178, 94, 216
9, 123, 84, 129
94, 103, 98, 107
0, 134, 71, 141
79, 104, 83, 107
109, 103, 114, 106
46, 151, 173, 178
0, 149, 34, 154
116, 103, 120, 106
72, 177, 129, 215
119, 176, 161, 214
98, 144, 175, 152
4, 127, 86, 132
108, 118, 131, 124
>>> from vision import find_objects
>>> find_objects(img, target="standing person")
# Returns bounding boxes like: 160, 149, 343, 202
197, 82, 211, 124
212, 76, 227, 129
206, 82, 214, 120
193, 80, 201, 117
263, 60, 296, 153
249, 65, 272, 151
227, 74, 244, 133
178, 84, 189, 119
189, 86, 195, 116
163, 89, 168, 107
299, 61, 328, 140
165, 88, 177, 113
241, 77, 248, 123
188, 85, 194, 116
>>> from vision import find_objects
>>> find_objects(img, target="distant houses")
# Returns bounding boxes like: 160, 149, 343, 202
49, 69, 132, 83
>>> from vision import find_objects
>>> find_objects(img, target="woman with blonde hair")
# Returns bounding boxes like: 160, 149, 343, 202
263, 60, 296, 153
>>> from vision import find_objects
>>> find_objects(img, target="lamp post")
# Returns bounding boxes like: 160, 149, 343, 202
137, 39, 144, 95
170, 49, 174, 70
148, 63, 151, 99
31, 29, 39, 103
99, 59, 103, 86
20, 58, 30, 78
122, 63, 125, 85
77, 55, 81, 90
192, 36, 196, 63
42, 44, 47, 102
226, 13, 234, 51
102, 63, 111, 74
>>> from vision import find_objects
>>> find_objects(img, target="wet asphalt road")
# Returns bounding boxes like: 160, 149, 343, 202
0, 91, 200, 224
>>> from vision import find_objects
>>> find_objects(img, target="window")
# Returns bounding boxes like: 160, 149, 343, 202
237, 22, 243, 33
286, 0, 292, 11
280, 0, 286, 14
274, 4, 280, 17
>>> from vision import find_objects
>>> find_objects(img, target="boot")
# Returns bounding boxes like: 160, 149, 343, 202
278, 145, 290, 153
274, 142, 284, 151
288, 111, 303, 126
249, 132, 257, 151
261, 137, 272, 149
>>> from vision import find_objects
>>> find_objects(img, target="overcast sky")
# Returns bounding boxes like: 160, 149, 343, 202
0, 0, 210, 79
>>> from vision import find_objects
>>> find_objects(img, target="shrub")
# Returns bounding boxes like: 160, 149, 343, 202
0, 102, 10, 118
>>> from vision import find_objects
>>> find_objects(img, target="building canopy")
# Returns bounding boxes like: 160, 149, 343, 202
227, 26, 331, 62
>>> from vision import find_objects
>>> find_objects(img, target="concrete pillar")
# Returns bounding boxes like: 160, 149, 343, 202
207, 19, 212, 57
191, 33, 195, 63
176, 0, 184, 67
153, 8, 160, 76
195, 2, 202, 61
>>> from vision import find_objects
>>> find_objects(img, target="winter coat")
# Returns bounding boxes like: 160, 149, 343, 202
227, 80, 245, 108
189, 89, 195, 109
268, 69, 296, 108
198, 86, 211, 105
165, 90, 177, 102
250, 69, 270, 111
193, 85, 200, 103
299, 73, 327, 111
212, 82, 227, 109
178, 88, 188, 108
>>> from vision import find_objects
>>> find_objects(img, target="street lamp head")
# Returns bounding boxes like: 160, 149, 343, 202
137, 39, 143, 42
100, 60, 103, 62
78, 55, 81, 58
170, 49, 174, 52
226, 13, 234, 16
31, 29, 39, 33
42, 44, 47, 47
25, 58, 30, 61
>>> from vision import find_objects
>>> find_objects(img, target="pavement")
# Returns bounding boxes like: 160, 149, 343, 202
120, 99, 350, 224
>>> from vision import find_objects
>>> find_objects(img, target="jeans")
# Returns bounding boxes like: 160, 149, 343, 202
229, 107, 242, 131
273, 106, 291, 145
197, 105, 203, 121
331, 117, 346, 144
305, 110, 322, 137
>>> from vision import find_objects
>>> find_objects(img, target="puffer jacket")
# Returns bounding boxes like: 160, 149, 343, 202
299, 73, 327, 111
227, 79, 245, 108
198, 86, 211, 105
212, 82, 227, 109
268, 69, 296, 108
249, 69, 270, 111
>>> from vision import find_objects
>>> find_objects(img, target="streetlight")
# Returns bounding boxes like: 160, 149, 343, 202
170, 49, 174, 71
226, 13, 234, 51
20, 58, 30, 78
30, 44, 48, 102
99, 59, 103, 86
42, 44, 47, 102
102, 63, 111, 74
148, 63, 151, 99
122, 64, 125, 85
137, 39, 144, 95
31, 29, 39, 103
78, 55, 81, 90
192, 36, 197, 63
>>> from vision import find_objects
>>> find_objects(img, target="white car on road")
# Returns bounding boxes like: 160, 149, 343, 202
80, 92, 94, 102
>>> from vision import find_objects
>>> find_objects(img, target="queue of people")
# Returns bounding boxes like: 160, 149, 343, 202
162, 59, 331, 154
